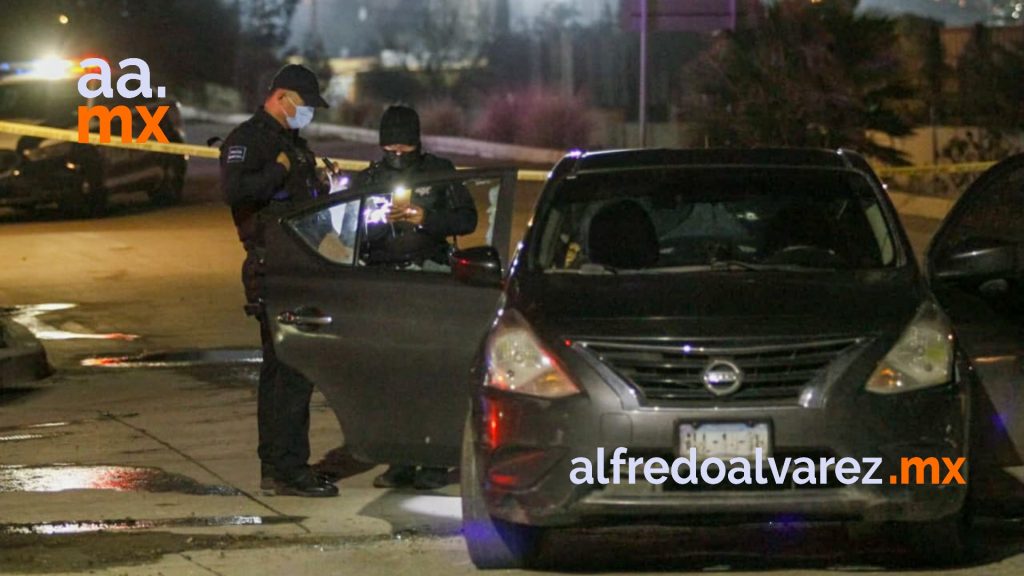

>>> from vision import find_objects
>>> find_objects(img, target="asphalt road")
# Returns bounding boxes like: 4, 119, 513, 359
3, 141, 1020, 575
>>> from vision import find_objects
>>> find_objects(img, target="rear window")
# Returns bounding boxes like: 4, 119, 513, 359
532, 167, 898, 273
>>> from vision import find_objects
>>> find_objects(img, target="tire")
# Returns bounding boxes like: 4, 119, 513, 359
460, 413, 546, 569
902, 508, 972, 566
60, 175, 107, 219
149, 161, 185, 206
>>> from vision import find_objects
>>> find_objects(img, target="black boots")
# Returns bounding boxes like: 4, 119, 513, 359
372, 464, 450, 490
262, 464, 338, 497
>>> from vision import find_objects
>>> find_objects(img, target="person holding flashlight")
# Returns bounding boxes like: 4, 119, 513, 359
356, 105, 477, 272
355, 106, 477, 490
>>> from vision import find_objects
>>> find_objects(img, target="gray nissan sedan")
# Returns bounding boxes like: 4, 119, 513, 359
261, 149, 1024, 569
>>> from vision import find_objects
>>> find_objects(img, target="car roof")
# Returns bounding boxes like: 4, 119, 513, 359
564, 148, 857, 175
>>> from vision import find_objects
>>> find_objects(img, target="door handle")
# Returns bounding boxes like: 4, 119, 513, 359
277, 310, 333, 328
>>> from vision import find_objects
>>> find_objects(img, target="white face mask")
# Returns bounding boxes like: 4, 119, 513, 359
285, 95, 314, 129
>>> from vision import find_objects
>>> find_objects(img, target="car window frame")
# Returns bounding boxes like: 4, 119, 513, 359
927, 153, 1024, 275
279, 167, 518, 272
522, 165, 913, 274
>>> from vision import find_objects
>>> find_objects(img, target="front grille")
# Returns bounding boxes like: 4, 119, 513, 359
577, 336, 865, 404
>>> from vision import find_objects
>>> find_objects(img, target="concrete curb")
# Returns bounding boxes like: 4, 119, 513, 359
0, 317, 52, 388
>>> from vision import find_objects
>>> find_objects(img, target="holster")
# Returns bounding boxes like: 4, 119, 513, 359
242, 246, 267, 318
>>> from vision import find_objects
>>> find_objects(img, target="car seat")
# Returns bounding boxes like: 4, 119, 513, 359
584, 199, 660, 269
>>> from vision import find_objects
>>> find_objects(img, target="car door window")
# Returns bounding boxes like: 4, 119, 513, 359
290, 196, 361, 266
285, 173, 508, 273
942, 167, 1024, 250
932, 157, 1024, 316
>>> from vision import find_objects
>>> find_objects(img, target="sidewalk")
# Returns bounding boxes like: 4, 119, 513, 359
0, 359, 466, 574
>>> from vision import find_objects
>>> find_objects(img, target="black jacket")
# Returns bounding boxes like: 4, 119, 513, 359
354, 153, 477, 240
220, 108, 326, 250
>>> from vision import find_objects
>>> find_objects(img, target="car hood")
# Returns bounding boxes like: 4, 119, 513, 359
510, 269, 926, 340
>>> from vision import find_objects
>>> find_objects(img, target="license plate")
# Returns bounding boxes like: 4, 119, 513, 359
678, 422, 771, 461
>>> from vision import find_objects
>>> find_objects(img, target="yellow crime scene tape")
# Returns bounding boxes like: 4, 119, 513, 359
874, 162, 996, 177
0, 120, 991, 183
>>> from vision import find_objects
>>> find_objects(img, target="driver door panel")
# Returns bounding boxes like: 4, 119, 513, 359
929, 154, 1024, 508
263, 169, 516, 467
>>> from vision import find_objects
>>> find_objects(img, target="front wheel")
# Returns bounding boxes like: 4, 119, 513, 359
149, 160, 185, 206
60, 175, 107, 219
461, 413, 546, 569
901, 509, 972, 566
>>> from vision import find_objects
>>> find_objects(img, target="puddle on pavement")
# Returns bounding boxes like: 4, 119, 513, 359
0, 465, 240, 495
0, 515, 304, 535
2, 303, 139, 341
0, 421, 76, 434
0, 432, 67, 443
82, 348, 261, 368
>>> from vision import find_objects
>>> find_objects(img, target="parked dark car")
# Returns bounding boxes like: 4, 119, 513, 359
260, 149, 1023, 569
0, 74, 187, 217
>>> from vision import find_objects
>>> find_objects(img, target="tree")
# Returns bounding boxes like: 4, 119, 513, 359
956, 24, 1024, 131
416, 0, 492, 95
684, 0, 916, 164
896, 16, 947, 125
233, 0, 301, 109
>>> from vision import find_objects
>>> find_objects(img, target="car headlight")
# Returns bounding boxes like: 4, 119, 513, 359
485, 310, 581, 399
866, 302, 954, 395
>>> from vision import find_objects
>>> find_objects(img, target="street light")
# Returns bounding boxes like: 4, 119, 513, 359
58, 14, 70, 25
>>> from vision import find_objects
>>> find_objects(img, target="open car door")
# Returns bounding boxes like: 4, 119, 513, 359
927, 154, 1024, 512
262, 168, 518, 467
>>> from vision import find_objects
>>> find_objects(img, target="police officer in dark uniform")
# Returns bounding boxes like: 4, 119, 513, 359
355, 105, 477, 271
357, 105, 477, 490
220, 64, 338, 498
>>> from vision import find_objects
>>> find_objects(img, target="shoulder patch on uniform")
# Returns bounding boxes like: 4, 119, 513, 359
226, 145, 247, 164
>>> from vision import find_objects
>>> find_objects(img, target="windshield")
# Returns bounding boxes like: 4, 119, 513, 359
533, 167, 898, 274
0, 79, 83, 123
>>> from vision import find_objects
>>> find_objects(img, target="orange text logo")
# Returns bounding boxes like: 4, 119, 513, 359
76, 58, 168, 144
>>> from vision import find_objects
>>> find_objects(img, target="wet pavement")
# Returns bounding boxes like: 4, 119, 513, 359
0, 432, 67, 443
0, 465, 240, 496
0, 515, 304, 535
5, 193, 1023, 574
2, 304, 139, 342
81, 349, 261, 368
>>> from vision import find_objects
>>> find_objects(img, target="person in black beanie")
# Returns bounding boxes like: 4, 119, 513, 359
355, 106, 477, 490
355, 105, 477, 270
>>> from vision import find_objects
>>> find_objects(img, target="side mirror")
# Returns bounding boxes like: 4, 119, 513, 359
934, 238, 1020, 282
451, 246, 502, 288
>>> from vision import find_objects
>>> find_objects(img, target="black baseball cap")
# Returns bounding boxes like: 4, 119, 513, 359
269, 64, 329, 108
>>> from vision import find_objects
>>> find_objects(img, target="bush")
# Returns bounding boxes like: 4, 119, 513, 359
473, 88, 591, 149
419, 99, 467, 137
